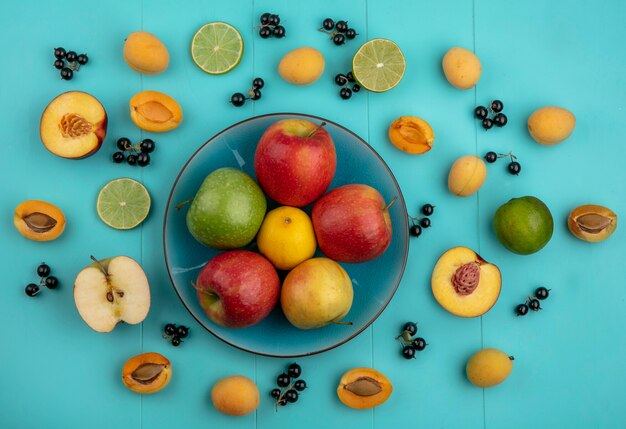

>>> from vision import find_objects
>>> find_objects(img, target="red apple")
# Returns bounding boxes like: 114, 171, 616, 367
312, 184, 393, 263
254, 119, 336, 207
195, 250, 280, 328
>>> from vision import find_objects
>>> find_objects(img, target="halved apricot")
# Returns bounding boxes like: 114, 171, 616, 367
14, 200, 66, 241
388, 116, 434, 154
130, 90, 182, 132
122, 352, 171, 394
40, 91, 107, 159
337, 368, 392, 409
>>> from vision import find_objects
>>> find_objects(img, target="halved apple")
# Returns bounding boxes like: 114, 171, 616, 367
74, 256, 150, 333
40, 91, 107, 159
431, 246, 501, 317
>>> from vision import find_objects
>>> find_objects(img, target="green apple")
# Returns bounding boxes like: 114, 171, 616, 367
493, 196, 553, 255
186, 168, 267, 249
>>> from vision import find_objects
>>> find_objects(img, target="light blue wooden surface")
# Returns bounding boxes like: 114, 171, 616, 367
1, 1, 625, 428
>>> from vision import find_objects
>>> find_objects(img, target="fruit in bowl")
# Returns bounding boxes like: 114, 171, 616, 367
195, 250, 280, 328
312, 184, 393, 263
254, 119, 336, 207
186, 167, 267, 249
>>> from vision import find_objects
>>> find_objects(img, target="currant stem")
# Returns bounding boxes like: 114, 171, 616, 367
275, 381, 296, 411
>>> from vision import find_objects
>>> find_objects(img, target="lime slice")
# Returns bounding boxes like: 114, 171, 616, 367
191, 22, 244, 75
352, 39, 406, 92
97, 178, 151, 230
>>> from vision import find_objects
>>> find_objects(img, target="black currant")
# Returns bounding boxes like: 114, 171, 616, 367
268, 14, 280, 26
352, 84, 361, 93
139, 139, 155, 153
412, 337, 427, 351
230, 92, 246, 107
474, 106, 488, 119
54, 47, 67, 59
25, 283, 40, 297
490, 99, 504, 113
409, 224, 422, 237
482, 118, 493, 130
260, 13, 271, 25
117, 137, 131, 151
420, 217, 431, 228
535, 287, 550, 300
403, 322, 417, 336
335, 20, 348, 33
271, 388, 281, 399
37, 263, 50, 277
127, 154, 137, 166
345, 28, 357, 39
112, 152, 125, 163
294, 380, 307, 391
339, 87, 352, 100
322, 18, 335, 31
515, 304, 529, 316
493, 113, 508, 127
278, 399, 287, 406
60, 68, 73, 80
484, 151, 498, 163
421, 204, 434, 216
164, 323, 176, 336
508, 161, 521, 175
273, 25, 286, 38
252, 77, 265, 89
333, 34, 345, 46
402, 345, 416, 359
335, 74, 348, 86
287, 363, 301, 378
45, 276, 59, 289
528, 299, 542, 311
277, 373, 290, 388
54, 59, 65, 70
250, 88, 262, 100
136, 153, 150, 167
285, 390, 298, 403
259, 27, 272, 38
171, 336, 181, 346
77, 54, 89, 65
65, 51, 77, 62
346, 71, 355, 82
176, 325, 189, 338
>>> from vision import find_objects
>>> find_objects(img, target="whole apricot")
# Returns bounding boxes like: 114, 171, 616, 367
123, 31, 169, 75
278, 47, 325, 86
211, 375, 259, 416
466, 348, 514, 388
442, 47, 482, 90
527, 106, 575, 145
388, 116, 434, 154
448, 155, 487, 197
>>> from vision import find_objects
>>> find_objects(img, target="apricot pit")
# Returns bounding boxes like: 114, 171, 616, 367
14, 200, 65, 241
130, 90, 182, 132
337, 368, 392, 409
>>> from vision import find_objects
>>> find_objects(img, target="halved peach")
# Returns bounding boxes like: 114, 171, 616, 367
431, 246, 501, 317
40, 91, 107, 159
129, 90, 182, 132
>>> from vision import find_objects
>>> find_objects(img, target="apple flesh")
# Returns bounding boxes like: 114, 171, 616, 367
312, 184, 393, 263
195, 250, 280, 328
74, 256, 150, 333
254, 119, 336, 207
40, 91, 107, 159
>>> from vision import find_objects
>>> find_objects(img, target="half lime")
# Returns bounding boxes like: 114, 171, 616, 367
97, 178, 151, 230
352, 39, 406, 92
191, 22, 244, 75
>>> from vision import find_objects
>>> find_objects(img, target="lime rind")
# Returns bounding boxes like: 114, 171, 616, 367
191, 22, 244, 75
352, 38, 406, 92
97, 178, 151, 230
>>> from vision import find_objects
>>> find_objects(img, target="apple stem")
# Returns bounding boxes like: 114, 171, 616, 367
332, 320, 354, 326
90, 255, 108, 277
306, 121, 327, 138
385, 196, 398, 211
175, 198, 193, 211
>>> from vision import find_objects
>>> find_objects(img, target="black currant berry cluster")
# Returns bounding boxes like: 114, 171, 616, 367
484, 151, 521, 176
162, 323, 190, 347
53, 47, 88, 81
25, 263, 59, 297
231, 77, 265, 107
258, 13, 285, 39
409, 203, 435, 238
320, 18, 357, 45
112, 137, 155, 167
474, 100, 508, 130
334, 72, 360, 100
396, 322, 428, 359
516, 287, 551, 316
271, 363, 306, 410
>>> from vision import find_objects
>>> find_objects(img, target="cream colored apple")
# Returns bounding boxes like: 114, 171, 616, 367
74, 256, 150, 333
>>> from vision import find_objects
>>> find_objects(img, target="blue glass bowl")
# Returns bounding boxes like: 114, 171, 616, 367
163, 113, 408, 357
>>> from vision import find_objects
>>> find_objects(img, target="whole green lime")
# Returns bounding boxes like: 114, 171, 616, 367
493, 196, 553, 255
186, 168, 267, 249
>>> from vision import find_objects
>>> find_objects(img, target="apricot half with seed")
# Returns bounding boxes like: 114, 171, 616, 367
337, 368, 392, 409
14, 200, 65, 241
568, 204, 617, 242
40, 91, 107, 159
130, 90, 182, 132
388, 116, 434, 154
122, 352, 171, 394
431, 246, 501, 318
